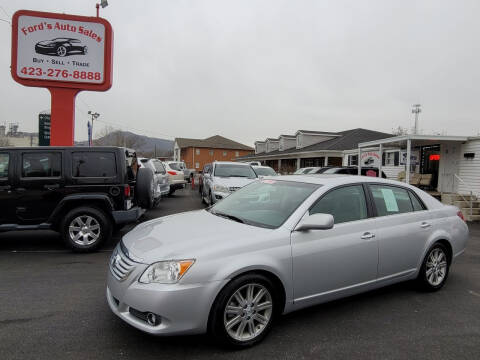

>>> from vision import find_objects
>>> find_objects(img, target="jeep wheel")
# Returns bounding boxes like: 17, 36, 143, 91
61, 207, 111, 253
135, 167, 155, 209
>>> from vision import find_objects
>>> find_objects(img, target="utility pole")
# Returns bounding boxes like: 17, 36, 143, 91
412, 104, 421, 134
88, 111, 100, 146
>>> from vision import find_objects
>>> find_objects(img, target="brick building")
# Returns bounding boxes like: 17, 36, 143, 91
173, 135, 253, 170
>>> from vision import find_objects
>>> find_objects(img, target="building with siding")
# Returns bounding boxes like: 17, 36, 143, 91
239, 128, 398, 174
173, 135, 253, 170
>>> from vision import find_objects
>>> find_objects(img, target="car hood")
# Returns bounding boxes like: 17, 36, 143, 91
122, 209, 271, 264
213, 177, 257, 189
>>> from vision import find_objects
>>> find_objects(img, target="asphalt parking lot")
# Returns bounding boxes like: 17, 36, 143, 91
1, 186, 479, 360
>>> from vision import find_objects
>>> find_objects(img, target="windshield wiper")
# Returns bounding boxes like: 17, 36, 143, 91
211, 210, 245, 224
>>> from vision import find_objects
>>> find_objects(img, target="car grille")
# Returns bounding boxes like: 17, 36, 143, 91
110, 244, 136, 281
229, 187, 241, 192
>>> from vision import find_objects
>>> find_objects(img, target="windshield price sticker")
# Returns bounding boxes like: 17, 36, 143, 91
16, 15, 105, 84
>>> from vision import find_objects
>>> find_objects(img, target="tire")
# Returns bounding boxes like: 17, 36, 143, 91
209, 190, 214, 206
209, 273, 278, 348
56, 45, 67, 57
61, 206, 111, 253
417, 243, 450, 291
135, 167, 155, 209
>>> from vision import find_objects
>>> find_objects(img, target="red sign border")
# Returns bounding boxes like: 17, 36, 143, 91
11, 9, 113, 91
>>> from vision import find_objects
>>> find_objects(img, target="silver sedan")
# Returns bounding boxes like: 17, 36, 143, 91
106, 175, 469, 347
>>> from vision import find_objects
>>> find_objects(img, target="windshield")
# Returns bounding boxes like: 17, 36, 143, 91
210, 180, 320, 228
214, 164, 257, 178
253, 167, 277, 176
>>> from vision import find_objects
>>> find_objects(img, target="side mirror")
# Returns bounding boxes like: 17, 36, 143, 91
295, 213, 334, 231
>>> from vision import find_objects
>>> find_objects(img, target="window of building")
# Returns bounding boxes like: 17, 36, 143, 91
348, 155, 358, 166
196, 148, 200, 155
223, 151, 227, 156
209, 150, 214, 156
369, 185, 413, 216
22, 152, 61, 178
383, 151, 399, 166
235, 151, 239, 157
0, 153, 9, 178
195, 162, 200, 169
310, 185, 368, 224
72, 152, 116, 177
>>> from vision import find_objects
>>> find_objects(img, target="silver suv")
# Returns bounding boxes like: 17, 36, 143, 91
201, 161, 257, 205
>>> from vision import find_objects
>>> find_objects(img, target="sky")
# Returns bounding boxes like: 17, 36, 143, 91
0, 0, 479, 146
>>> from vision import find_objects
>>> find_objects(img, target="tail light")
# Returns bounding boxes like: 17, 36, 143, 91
457, 210, 465, 222
167, 171, 177, 175
124, 185, 131, 197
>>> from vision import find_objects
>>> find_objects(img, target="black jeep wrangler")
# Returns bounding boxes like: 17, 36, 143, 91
0, 147, 156, 252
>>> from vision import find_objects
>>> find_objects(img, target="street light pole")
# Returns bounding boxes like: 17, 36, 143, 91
88, 111, 100, 146
412, 104, 421, 134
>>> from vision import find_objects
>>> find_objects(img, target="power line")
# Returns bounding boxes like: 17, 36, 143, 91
0, 17, 10, 24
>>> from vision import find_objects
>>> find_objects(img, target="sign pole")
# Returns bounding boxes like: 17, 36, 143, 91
11, 9, 113, 147
48, 87, 80, 146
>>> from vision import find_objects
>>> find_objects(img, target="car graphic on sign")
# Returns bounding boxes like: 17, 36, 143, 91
34, 38, 88, 57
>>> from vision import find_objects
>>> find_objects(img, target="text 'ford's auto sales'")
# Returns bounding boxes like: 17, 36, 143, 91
16, 15, 106, 84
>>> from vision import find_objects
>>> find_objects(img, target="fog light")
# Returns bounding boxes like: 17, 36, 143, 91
146, 312, 159, 326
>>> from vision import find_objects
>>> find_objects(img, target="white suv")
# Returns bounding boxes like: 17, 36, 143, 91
201, 161, 257, 205
164, 161, 188, 195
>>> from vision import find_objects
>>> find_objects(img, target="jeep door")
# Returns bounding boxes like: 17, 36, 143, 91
0, 150, 16, 223
14, 150, 65, 224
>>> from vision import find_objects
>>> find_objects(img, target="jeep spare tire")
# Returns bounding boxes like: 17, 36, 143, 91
135, 167, 155, 209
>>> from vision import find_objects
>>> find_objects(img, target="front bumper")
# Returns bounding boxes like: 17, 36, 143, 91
106, 269, 227, 335
111, 206, 144, 225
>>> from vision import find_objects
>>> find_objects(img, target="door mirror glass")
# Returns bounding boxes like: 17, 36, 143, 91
296, 213, 334, 231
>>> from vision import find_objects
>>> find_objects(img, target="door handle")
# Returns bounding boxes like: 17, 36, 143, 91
420, 222, 431, 228
44, 184, 60, 190
16, 188, 26, 192
361, 232, 375, 240
0, 185, 11, 190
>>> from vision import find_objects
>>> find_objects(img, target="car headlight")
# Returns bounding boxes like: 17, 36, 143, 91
213, 184, 229, 193
138, 259, 195, 284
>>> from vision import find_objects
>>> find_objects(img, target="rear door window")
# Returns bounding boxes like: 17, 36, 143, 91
369, 185, 414, 217
72, 152, 116, 178
409, 191, 426, 211
22, 152, 61, 178
310, 185, 368, 224
152, 160, 166, 174
0, 153, 9, 178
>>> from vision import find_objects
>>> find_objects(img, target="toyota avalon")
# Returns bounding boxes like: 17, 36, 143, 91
106, 175, 468, 347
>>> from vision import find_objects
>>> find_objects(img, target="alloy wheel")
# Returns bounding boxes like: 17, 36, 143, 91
223, 283, 273, 342
425, 248, 448, 286
56, 46, 67, 56
69, 215, 101, 246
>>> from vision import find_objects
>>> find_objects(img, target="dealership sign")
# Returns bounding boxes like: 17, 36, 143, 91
11, 10, 113, 145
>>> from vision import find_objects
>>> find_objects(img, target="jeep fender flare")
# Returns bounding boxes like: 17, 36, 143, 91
48, 194, 115, 225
